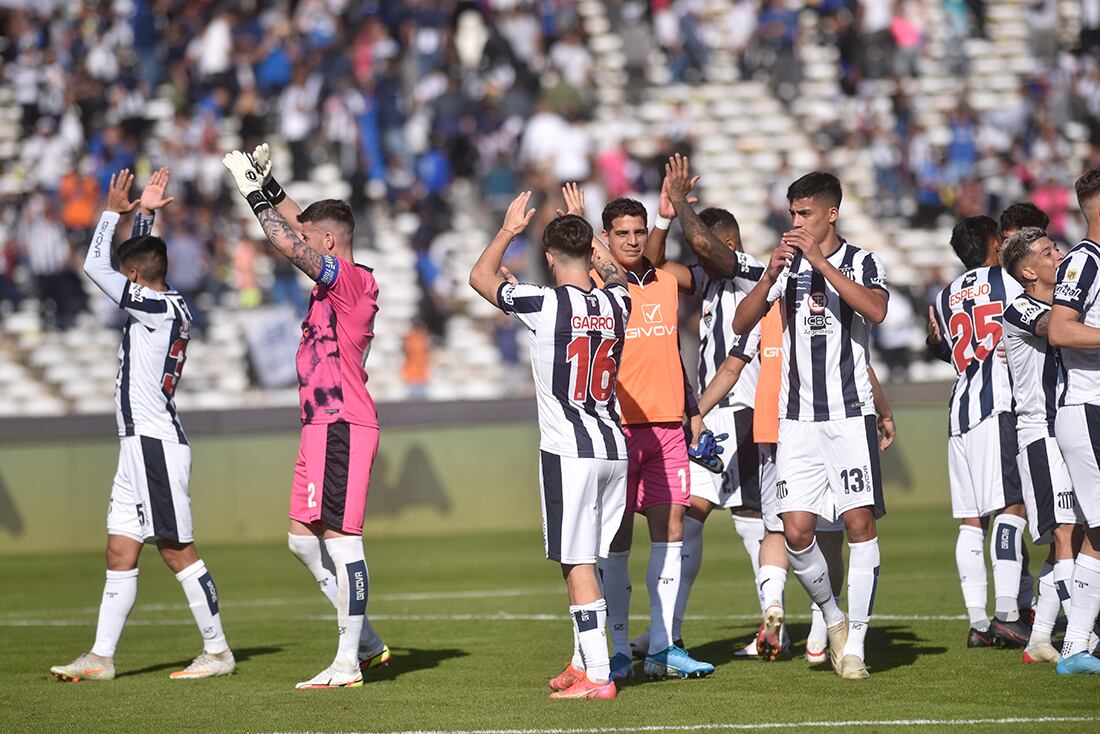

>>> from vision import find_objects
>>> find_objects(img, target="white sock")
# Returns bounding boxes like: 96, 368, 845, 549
325, 536, 368, 668
955, 525, 989, 631
808, 602, 827, 649
843, 538, 880, 660
288, 533, 340, 607
647, 541, 682, 654
1062, 553, 1100, 658
571, 599, 610, 682
788, 540, 844, 627
673, 517, 704, 641
732, 515, 765, 612
175, 560, 228, 654
1031, 562, 1058, 644
990, 514, 1026, 621
599, 551, 631, 658
91, 568, 139, 658
571, 622, 584, 669
1019, 568, 1035, 610
1055, 558, 1075, 619
758, 564, 787, 609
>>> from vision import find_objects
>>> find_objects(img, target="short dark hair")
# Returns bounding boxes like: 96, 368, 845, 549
298, 199, 355, 234
1075, 168, 1100, 212
786, 172, 842, 208
117, 236, 168, 282
1000, 227, 1048, 280
601, 197, 647, 231
543, 214, 593, 260
698, 207, 740, 242
999, 202, 1049, 235
950, 216, 999, 270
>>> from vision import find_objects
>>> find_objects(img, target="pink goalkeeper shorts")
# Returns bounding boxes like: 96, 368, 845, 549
289, 421, 379, 535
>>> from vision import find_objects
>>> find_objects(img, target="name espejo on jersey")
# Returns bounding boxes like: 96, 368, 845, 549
933, 266, 1021, 435
499, 281, 630, 460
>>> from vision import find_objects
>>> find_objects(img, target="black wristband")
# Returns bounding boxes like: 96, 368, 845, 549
263, 176, 286, 206
246, 190, 272, 215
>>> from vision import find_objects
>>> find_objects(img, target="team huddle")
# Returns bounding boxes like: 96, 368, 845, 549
46, 146, 1100, 695
929, 173, 1100, 675
471, 162, 892, 698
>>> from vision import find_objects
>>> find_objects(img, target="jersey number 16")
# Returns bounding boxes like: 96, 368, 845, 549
566, 336, 617, 403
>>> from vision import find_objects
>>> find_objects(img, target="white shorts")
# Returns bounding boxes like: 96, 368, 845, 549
759, 444, 782, 532
775, 415, 885, 523
689, 407, 764, 511
108, 435, 194, 544
1018, 436, 1086, 543
1054, 405, 1100, 528
948, 412, 1022, 519
539, 451, 627, 565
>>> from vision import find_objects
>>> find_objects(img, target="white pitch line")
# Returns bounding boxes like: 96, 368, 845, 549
1, 612, 970, 627
270, 716, 1100, 734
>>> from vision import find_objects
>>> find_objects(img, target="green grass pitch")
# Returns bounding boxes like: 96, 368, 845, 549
1, 508, 1097, 733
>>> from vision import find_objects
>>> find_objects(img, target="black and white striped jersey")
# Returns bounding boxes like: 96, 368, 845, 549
1053, 239, 1100, 407
691, 251, 765, 412
1003, 293, 1060, 447
84, 212, 191, 444
766, 241, 886, 422
498, 280, 630, 460
932, 266, 1021, 436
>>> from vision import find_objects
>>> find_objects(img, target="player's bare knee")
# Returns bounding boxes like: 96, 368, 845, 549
157, 540, 199, 573
105, 535, 141, 571
843, 510, 876, 543
1001, 503, 1027, 518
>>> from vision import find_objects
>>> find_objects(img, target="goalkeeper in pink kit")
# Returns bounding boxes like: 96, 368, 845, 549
224, 145, 389, 689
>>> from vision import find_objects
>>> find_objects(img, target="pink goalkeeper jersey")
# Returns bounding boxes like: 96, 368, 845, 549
296, 257, 380, 428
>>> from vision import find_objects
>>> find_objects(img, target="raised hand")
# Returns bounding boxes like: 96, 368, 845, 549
248, 142, 272, 184
781, 227, 824, 268
223, 150, 263, 198
663, 153, 700, 204
556, 182, 585, 218
501, 191, 536, 236
766, 237, 798, 281
139, 167, 175, 214
106, 169, 140, 215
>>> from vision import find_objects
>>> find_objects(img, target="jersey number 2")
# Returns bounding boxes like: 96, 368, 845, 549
566, 337, 617, 402
948, 302, 1003, 372
162, 338, 189, 398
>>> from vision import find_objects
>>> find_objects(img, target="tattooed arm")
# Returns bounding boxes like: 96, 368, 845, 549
256, 206, 325, 279
665, 153, 737, 280
592, 236, 628, 290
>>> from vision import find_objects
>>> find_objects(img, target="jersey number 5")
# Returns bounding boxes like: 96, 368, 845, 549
566, 337, 617, 403
948, 302, 1003, 373
162, 337, 189, 398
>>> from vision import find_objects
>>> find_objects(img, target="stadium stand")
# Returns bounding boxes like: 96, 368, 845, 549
0, 1, 1096, 416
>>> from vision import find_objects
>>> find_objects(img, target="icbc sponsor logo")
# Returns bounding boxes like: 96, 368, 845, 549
807, 292, 828, 313
948, 282, 991, 307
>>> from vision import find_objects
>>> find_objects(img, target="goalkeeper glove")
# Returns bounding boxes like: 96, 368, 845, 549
223, 150, 270, 215
247, 142, 287, 205
687, 429, 728, 474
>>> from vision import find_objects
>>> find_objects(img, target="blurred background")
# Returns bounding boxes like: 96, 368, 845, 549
0, 0, 1096, 418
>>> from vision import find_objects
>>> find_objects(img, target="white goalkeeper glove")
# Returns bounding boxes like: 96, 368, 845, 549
223, 150, 271, 215
248, 143, 272, 184
247, 142, 287, 204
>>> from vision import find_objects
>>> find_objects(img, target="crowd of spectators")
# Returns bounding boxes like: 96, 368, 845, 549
2, 1, 1100, 389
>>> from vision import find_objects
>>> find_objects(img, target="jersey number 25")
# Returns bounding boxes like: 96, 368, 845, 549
948, 302, 1002, 373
